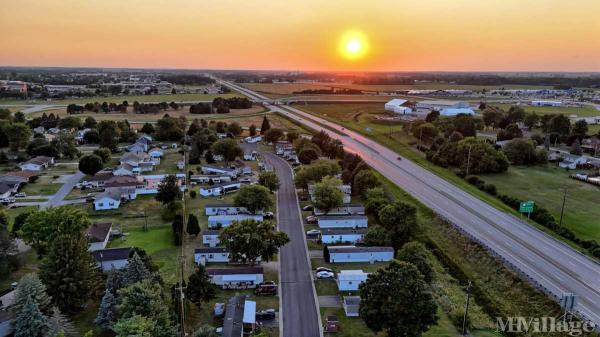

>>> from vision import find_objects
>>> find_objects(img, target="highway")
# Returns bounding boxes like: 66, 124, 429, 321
220, 79, 600, 326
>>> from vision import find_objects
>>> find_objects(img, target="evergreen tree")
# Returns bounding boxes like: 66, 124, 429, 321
260, 116, 271, 135
95, 289, 117, 330
186, 265, 217, 309
106, 268, 128, 295
155, 175, 182, 205
14, 295, 48, 337
193, 325, 220, 337
117, 280, 175, 337
125, 252, 151, 285
46, 306, 78, 337
13, 273, 52, 313
0, 211, 16, 282
187, 214, 200, 236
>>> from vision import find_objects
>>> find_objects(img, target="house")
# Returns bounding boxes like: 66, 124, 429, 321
245, 135, 262, 143
308, 184, 351, 204
337, 270, 368, 291
0, 311, 15, 337
92, 247, 132, 271
94, 191, 122, 210
343, 296, 361, 317
33, 126, 45, 134
113, 164, 136, 176
243, 150, 258, 161
139, 174, 186, 193
127, 136, 152, 152
202, 230, 220, 247
325, 246, 394, 263
86, 222, 112, 251
177, 160, 185, 170
559, 155, 588, 169
120, 152, 155, 172
205, 204, 249, 216
440, 108, 475, 116
19, 156, 54, 171
0, 183, 14, 199
104, 175, 142, 191
532, 100, 562, 107
207, 267, 264, 288
199, 182, 241, 197
262, 163, 274, 172
416, 100, 470, 111
200, 165, 238, 177
240, 166, 253, 176
222, 295, 256, 336
318, 215, 368, 229
191, 175, 232, 184
321, 229, 367, 244
126, 142, 147, 153
384, 99, 412, 114
314, 204, 365, 216
85, 172, 114, 186
208, 214, 264, 229
148, 148, 164, 158
194, 247, 230, 265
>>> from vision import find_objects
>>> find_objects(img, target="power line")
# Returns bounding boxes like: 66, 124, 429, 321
176, 148, 188, 336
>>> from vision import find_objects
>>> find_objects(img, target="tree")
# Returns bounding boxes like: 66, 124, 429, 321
312, 176, 344, 214
113, 315, 156, 337
378, 202, 417, 249
503, 139, 541, 165
496, 123, 523, 141
204, 150, 215, 163
46, 306, 77, 337
95, 289, 117, 330
364, 187, 390, 216
58, 116, 82, 130
571, 139, 582, 155
258, 171, 280, 192
412, 123, 438, 142
186, 265, 217, 309
83, 116, 98, 129
353, 170, 381, 197
286, 131, 299, 143
155, 175, 182, 204
0, 212, 17, 280
93, 147, 112, 164
234, 185, 273, 214
264, 128, 284, 143
219, 219, 289, 265
187, 214, 200, 236
359, 261, 438, 337
249, 124, 257, 136
549, 114, 571, 136
425, 111, 440, 123
13, 273, 52, 313
14, 295, 48, 337
396, 242, 434, 283
294, 159, 341, 189
227, 122, 242, 136
125, 252, 151, 286
78, 154, 104, 176
523, 112, 540, 129
140, 123, 155, 135
98, 121, 120, 151
6, 123, 32, 151
364, 225, 392, 247
83, 129, 100, 144
298, 147, 320, 164
155, 116, 185, 141
260, 116, 271, 134
211, 138, 241, 164
193, 325, 220, 337
572, 119, 588, 137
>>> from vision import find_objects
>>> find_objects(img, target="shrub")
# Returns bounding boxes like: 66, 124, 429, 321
189, 190, 197, 199
483, 183, 497, 196
592, 248, 600, 258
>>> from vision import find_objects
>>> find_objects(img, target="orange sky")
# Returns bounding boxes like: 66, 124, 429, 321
1, 0, 599, 72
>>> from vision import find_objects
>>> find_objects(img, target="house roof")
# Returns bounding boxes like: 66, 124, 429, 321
91, 247, 132, 262
318, 215, 368, 221
0, 182, 14, 194
201, 164, 235, 172
202, 230, 220, 236
87, 172, 114, 182
22, 156, 53, 166
200, 182, 241, 190
86, 223, 112, 243
321, 229, 368, 236
343, 296, 361, 306
328, 246, 394, 254
121, 152, 150, 163
95, 190, 121, 202
0, 175, 26, 185
5, 170, 38, 179
385, 98, 408, 106
338, 270, 368, 280
223, 295, 246, 337
105, 175, 139, 188
195, 247, 228, 254
208, 215, 263, 222
207, 267, 263, 275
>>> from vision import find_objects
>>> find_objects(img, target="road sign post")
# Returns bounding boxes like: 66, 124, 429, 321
519, 200, 535, 218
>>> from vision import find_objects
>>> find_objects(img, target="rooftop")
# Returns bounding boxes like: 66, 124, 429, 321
195, 247, 228, 254
328, 246, 394, 253
207, 267, 263, 275
86, 223, 112, 243
91, 247, 132, 262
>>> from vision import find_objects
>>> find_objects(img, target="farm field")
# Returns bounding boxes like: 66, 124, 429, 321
481, 165, 600, 242
489, 103, 600, 117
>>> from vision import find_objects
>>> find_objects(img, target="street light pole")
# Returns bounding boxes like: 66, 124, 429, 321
462, 281, 472, 335
466, 145, 473, 176
559, 188, 568, 227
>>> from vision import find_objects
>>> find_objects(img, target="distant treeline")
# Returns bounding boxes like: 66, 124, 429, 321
189, 97, 252, 114
67, 101, 180, 114
159, 74, 215, 85
354, 77, 414, 85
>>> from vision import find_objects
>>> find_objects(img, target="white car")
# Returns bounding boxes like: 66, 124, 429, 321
264, 211, 274, 219
316, 267, 333, 273
306, 229, 321, 236
316, 271, 335, 279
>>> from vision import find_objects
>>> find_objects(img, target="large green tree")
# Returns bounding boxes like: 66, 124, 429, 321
353, 169, 381, 197
211, 138, 242, 164
187, 214, 201, 236
0, 211, 17, 280
14, 295, 48, 337
260, 116, 271, 134
46, 306, 78, 337
5, 123, 32, 151
258, 171, 280, 192
78, 154, 104, 176
312, 176, 344, 214
155, 175, 182, 205
113, 315, 156, 337
13, 273, 52, 313
95, 289, 117, 330
234, 185, 273, 214
264, 128, 284, 143
396, 242, 434, 283
294, 159, 341, 189
186, 264, 217, 309
219, 219, 289, 265
359, 261, 438, 337
378, 202, 417, 249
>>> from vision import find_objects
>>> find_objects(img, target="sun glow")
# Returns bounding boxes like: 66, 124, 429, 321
339, 30, 368, 60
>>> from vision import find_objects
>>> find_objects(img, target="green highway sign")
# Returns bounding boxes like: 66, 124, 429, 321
520, 200, 535, 213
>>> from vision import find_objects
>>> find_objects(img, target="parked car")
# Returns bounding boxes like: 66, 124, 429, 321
213, 302, 225, 317
264, 211, 274, 219
0, 198, 16, 205
85, 196, 96, 203
302, 205, 314, 212
316, 271, 335, 279
255, 281, 278, 296
256, 309, 276, 320
14, 193, 26, 198
305, 215, 318, 224
306, 229, 321, 236
316, 267, 334, 273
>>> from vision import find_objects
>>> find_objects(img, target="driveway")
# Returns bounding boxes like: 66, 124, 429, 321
318, 296, 342, 308
42, 171, 85, 209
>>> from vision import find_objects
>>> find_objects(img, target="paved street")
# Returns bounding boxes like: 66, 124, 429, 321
258, 148, 321, 337
222, 79, 600, 326
42, 171, 85, 209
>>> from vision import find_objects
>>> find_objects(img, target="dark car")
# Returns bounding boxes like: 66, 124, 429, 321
256, 309, 276, 320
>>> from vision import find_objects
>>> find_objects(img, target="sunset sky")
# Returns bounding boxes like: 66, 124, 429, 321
1, 0, 599, 72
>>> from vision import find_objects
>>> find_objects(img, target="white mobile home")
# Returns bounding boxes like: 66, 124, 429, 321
92, 247, 132, 272
205, 204, 249, 216
190, 175, 232, 184
202, 230, 220, 247
326, 246, 394, 263
199, 182, 241, 197
194, 247, 230, 265
208, 214, 264, 229
200, 165, 238, 177
318, 215, 368, 229
314, 204, 365, 216
337, 270, 369, 291
207, 267, 264, 289
321, 229, 367, 244
245, 135, 262, 143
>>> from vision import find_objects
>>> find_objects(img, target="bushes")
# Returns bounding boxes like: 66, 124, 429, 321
465, 176, 497, 196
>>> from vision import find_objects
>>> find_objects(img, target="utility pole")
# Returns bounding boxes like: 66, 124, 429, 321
418, 127, 423, 150
143, 210, 148, 232
462, 281, 472, 335
466, 145, 473, 176
559, 187, 568, 227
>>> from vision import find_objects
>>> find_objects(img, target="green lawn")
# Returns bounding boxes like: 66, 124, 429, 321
154, 149, 183, 174
489, 103, 600, 117
481, 164, 600, 242
20, 176, 62, 195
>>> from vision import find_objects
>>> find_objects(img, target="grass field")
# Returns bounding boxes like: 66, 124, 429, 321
481, 165, 600, 242
1, 92, 245, 106
489, 103, 600, 117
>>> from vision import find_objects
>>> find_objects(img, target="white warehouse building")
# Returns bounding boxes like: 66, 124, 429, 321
417, 100, 470, 111
384, 99, 412, 114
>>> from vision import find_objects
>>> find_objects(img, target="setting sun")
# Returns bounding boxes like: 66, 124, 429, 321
339, 30, 368, 60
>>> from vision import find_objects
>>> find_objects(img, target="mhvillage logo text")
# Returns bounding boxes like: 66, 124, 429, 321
496, 317, 596, 336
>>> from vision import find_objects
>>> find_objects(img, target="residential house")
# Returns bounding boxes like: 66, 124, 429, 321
207, 267, 264, 288
314, 204, 365, 216
244, 135, 262, 143
139, 174, 185, 194
205, 204, 249, 216
325, 246, 394, 263
309, 184, 351, 204
148, 147, 164, 158
262, 163, 274, 172
243, 150, 258, 161
275, 141, 293, 155
86, 222, 112, 251
208, 214, 264, 229
113, 164, 136, 176
199, 182, 241, 197
94, 190, 122, 210
92, 247, 132, 271
191, 175, 232, 184
127, 136, 152, 152
200, 165, 238, 177
343, 296, 361, 317
120, 152, 156, 172
194, 247, 230, 265
19, 156, 54, 171
126, 142, 147, 153
0, 183, 14, 199
559, 155, 588, 169
104, 175, 142, 193
85, 172, 114, 187
321, 229, 367, 244
202, 230, 220, 247
318, 215, 368, 229
222, 295, 256, 336
337, 270, 368, 291
177, 160, 185, 170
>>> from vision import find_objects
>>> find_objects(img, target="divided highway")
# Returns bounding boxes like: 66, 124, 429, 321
220, 79, 600, 326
